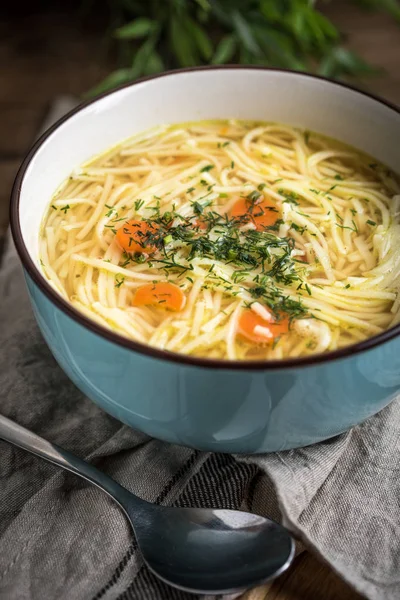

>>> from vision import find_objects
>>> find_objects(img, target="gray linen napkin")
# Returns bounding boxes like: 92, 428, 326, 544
1, 99, 400, 600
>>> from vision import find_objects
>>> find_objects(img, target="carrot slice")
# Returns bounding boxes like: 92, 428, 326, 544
116, 220, 160, 254
238, 308, 289, 343
133, 282, 186, 311
231, 197, 279, 229
193, 218, 208, 231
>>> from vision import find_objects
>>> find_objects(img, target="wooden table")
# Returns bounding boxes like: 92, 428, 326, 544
1, 3, 399, 598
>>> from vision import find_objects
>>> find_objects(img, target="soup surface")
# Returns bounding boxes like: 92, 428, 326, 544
40, 121, 400, 360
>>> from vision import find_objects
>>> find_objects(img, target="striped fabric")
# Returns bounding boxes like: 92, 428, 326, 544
103, 454, 258, 600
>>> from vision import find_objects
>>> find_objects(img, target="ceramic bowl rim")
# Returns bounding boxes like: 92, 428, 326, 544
10, 65, 400, 371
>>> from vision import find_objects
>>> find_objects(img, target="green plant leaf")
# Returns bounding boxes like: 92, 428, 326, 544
353, 0, 400, 21
288, 5, 309, 45
212, 34, 237, 64
259, 0, 282, 23
207, 1, 231, 28
143, 51, 165, 75
253, 26, 307, 70
81, 0, 398, 96
186, 18, 213, 60
381, 0, 400, 20
318, 54, 336, 78
232, 10, 262, 56
169, 16, 199, 66
319, 47, 380, 78
114, 17, 156, 39
310, 10, 339, 41
86, 69, 133, 97
131, 36, 158, 76
194, 0, 211, 12
303, 6, 336, 51
332, 47, 379, 74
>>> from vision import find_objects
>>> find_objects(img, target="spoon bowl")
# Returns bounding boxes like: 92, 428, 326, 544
0, 413, 295, 595
127, 504, 294, 594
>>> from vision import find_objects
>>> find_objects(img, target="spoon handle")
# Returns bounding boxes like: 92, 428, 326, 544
0, 413, 144, 511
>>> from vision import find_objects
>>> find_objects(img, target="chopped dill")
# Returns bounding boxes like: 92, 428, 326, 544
135, 199, 145, 211
247, 190, 262, 203
279, 189, 299, 205
336, 221, 358, 233
119, 254, 131, 268
291, 222, 306, 234
115, 196, 310, 321
115, 275, 125, 288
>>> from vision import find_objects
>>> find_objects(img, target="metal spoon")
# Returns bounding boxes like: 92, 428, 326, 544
0, 414, 295, 595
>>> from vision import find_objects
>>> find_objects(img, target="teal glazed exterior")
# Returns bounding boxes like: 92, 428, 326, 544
26, 272, 400, 453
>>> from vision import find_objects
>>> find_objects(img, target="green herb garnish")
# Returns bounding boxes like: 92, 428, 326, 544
279, 189, 299, 205
247, 190, 262, 203
135, 199, 145, 211
115, 275, 125, 288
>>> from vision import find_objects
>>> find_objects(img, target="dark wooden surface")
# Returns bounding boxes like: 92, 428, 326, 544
0, 6, 112, 237
1, 3, 399, 598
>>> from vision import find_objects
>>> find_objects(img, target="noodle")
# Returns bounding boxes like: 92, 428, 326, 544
39, 120, 400, 360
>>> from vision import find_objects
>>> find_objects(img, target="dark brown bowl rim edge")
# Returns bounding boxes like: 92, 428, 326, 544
10, 65, 400, 372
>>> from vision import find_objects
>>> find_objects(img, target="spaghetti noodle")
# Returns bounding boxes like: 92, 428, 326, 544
39, 120, 400, 360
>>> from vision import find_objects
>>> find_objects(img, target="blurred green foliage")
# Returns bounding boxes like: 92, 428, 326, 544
87, 0, 400, 96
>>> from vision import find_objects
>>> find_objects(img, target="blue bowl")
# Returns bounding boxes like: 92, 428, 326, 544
11, 67, 400, 453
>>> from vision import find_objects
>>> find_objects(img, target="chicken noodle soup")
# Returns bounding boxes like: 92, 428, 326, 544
40, 121, 400, 360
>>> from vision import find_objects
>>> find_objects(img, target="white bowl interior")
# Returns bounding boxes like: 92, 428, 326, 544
18, 68, 400, 263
